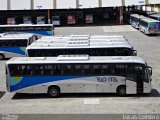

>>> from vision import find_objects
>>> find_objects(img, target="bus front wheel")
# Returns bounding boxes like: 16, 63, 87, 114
0, 54, 5, 60
117, 86, 126, 96
47, 86, 60, 98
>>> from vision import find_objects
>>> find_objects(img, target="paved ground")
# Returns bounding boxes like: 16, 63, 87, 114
0, 25, 160, 114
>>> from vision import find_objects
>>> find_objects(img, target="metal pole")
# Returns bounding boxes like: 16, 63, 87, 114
120, 6, 124, 25
48, 9, 51, 24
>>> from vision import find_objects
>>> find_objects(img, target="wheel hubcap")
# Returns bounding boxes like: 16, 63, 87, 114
120, 89, 125, 95
50, 89, 57, 96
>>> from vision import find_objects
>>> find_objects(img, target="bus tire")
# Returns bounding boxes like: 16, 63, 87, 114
117, 86, 126, 96
47, 86, 60, 98
0, 54, 5, 60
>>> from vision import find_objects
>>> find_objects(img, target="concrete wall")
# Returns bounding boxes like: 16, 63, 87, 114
10, 0, 31, 10
33, 0, 54, 9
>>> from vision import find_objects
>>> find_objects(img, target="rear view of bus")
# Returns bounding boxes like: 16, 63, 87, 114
0, 33, 36, 59
139, 18, 160, 35
6, 55, 152, 97
130, 14, 146, 29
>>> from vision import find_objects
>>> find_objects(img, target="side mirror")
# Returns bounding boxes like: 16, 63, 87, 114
133, 50, 137, 56
147, 66, 152, 75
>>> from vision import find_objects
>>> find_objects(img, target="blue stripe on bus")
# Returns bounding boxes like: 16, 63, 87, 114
22, 31, 53, 36
0, 47, 25, 55
10, 76, 89, 92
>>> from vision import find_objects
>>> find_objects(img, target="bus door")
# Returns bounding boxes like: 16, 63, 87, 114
135, 65, 143, 93
143, 67, 152, 93
126, 66, 137, 94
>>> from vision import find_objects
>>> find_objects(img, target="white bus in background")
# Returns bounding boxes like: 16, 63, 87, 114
139, 18, 160, 34
26, 37, 136, 57
149, 14, 160, 21
0, 33, 36, 59
0, 24, 54, 36
6, 55, 152, 97
130, 14, 146, 29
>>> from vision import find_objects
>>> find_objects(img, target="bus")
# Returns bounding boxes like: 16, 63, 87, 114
149, 14, 160, 21
0, 33, 36, 59
130, 14, 146, 29
6, 55, 152, 97
139, 18, 160, 34
26, 37, 136, 57
0, 24, 54, 36
37, 35, 129, 43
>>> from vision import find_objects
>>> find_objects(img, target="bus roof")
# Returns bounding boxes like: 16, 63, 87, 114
6, 55, 146, 65
36, 37, 128, 43
150, 14, 160, 18
0, 24, 53, 27
35, 35, 128, 42
140, 18, 160, 23
0, 35, 32, 40
27, 40, 132, 49
0, 37, 29, 40
130, 14, 146, 19
0, 32, 35, 38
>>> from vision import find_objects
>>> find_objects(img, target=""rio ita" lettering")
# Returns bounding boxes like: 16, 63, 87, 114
96, 77, 118, 82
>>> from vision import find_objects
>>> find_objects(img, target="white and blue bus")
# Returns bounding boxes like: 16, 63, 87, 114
0, 24, 54, 36
6, 55, 152, 97
130, 14, 146, 29
0, 33, 36, 59
149, 14, 160, 21
139, 18, 160, 34
26, 35, 136, 57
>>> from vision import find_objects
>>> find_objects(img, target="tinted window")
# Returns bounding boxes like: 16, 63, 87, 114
0, 40, 27, 47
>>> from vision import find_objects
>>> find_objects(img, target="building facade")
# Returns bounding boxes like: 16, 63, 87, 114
0, 0, 159, 25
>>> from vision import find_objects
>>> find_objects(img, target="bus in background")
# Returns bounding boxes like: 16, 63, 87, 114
0, 33, 36, 59
0, 24, 54, 36
6, 55, 152, 97
26, 36, 136, 57
139, 18, 160, 35
149, 14, 160, 21
130, 14, 146, 29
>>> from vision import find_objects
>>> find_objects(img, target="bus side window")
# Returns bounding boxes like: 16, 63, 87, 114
8, 65, 16, 76
54, 65, 62, 75
29, 38, 34, 45
112, 64, 126, 76
126, 65, 136, 81
63, 64, 72, 75
101, 64, 111, 75
92, 64, 101, 75
74, 65, 83, 75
